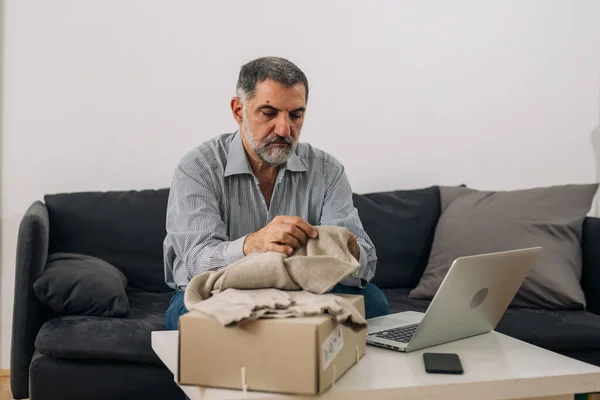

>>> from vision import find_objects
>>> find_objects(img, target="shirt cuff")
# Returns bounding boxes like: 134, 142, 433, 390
339, 275, 365, 288
352, 245, 368, 279
340, 246, 367, 288
223, 235, 247, 266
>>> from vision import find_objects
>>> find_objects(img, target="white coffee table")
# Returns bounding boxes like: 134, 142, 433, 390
152, 330, 600, 400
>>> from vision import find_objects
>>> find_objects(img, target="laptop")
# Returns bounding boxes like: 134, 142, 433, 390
366, 246, 542, 352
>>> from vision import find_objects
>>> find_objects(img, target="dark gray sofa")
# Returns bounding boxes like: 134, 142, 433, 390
11, 186, 600, 399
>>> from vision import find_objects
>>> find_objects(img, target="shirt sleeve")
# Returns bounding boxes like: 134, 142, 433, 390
164, 164, 246, 285
319, 162, 377, 288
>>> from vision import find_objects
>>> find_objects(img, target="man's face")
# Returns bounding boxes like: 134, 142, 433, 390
233, 79, 306, 166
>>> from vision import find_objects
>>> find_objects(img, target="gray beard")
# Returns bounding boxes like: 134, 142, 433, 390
242, 117, 297, 166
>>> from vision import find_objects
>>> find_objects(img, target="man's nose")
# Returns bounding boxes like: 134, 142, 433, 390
274, 113, 291, 137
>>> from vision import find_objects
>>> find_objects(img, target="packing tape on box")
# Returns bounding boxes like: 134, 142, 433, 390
355, 346, 360, 363
241, 366, 248, 393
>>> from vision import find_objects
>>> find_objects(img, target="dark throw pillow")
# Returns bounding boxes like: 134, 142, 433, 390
34, 253, 129, 317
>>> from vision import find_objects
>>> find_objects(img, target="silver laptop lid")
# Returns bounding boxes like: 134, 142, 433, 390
405, 246, 542, 352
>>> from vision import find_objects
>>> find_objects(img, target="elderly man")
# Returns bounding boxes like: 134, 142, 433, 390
164, 57, 390, 329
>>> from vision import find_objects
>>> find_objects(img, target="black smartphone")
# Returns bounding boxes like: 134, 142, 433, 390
423, 352, 464, 374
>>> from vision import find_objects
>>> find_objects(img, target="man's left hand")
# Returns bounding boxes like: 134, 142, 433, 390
348, 232, 360, 261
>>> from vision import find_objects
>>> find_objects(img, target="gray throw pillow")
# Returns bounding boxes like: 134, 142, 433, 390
409, 184, 599, 309
34, 253, 129, 317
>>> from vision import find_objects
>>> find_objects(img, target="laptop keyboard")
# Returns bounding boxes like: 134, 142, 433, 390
369, 324, 419, 343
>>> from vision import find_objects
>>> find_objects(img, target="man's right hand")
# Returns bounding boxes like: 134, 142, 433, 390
243, 216, 318, 256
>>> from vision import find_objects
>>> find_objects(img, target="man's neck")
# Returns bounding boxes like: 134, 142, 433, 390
248, 158, 280, 207
249, 159, 279, 185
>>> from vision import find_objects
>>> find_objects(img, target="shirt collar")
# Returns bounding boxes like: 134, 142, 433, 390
224, 131, 307, 177
224, 132, 253, 177
286, 151, 307, 172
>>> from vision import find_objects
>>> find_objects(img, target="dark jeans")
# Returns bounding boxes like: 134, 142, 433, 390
165, 282, 390, 330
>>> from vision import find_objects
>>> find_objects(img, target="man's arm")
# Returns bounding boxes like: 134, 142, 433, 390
164, 165, 246, 283
320, 163, 377, 288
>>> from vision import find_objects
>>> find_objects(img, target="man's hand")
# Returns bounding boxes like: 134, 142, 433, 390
348, 232, 360, 261
243, 216, 318, 256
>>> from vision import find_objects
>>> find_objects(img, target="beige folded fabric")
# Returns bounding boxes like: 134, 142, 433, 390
187, 288, 293, 326
184, 226, 366, 328
190, 288, 366, 329
184, 225, 359, 303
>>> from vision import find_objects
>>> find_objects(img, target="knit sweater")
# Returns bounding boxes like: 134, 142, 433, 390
184, 226, 366, 328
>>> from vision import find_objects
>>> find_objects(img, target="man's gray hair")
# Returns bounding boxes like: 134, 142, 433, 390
236, 57, 309, 103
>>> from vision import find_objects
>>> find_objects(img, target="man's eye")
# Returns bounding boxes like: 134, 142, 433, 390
263, 112, 276, 118
291, 114, 302, 120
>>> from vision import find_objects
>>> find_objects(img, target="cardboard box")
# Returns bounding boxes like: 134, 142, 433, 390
178, 294, 366, 395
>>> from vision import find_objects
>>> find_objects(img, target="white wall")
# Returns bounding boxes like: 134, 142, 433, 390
2, 0, 600, 368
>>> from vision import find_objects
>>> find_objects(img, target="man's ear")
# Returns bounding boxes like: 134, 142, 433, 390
230, 97, 244, 125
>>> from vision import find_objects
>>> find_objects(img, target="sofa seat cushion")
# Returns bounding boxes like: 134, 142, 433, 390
560, 350, 600, 367
383, 288, 600, 353
497, 307, 600, 352
35, 288, 171, 365
383, 288, 431, 314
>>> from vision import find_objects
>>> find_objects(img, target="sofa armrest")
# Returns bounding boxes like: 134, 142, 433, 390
581, 216, 600, 316
10, 201, 49, 400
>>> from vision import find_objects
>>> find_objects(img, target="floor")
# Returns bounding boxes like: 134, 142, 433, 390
0, 376, 15, 400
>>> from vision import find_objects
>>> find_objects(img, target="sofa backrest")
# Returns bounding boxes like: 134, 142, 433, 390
352, 186, 442, 289
44, 189, 171, 293
581, 216, 600, 314
42, 186, 443, 293
43, 186, 600, 296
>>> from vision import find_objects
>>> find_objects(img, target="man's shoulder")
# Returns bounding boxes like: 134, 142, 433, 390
178, 132, 234, 171
295, 142, 344, 171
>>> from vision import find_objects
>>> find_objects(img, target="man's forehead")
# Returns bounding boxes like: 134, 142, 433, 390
251, 80, 306, 107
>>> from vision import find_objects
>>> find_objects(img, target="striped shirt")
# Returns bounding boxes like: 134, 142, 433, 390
163, 131, 377, 289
